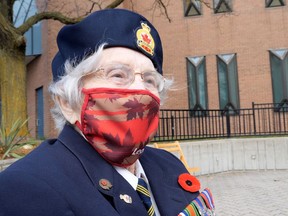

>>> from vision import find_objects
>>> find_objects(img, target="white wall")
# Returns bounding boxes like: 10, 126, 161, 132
2, 137, 288, 174
180, 137, 288, 175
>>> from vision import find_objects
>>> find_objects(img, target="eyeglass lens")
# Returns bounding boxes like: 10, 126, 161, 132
99, 64, 164, 92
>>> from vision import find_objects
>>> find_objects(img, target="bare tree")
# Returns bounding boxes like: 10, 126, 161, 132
0, 0, 171, 134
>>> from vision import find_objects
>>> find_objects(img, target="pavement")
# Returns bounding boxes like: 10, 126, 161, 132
198, 170, 288, 216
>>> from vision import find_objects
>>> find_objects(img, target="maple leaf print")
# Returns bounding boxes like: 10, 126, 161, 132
108, 94, 121, 102
102, 133, 121, 150
123, 129, 134, 146
101, 131, 135, 164
123, 98, 145, 120
87, 99, 96, 108
138, 137, 150, 150
122, 138, 149, 165
142, 33, 151, 44
146, 100, 159, 124
83, 114, 100, 135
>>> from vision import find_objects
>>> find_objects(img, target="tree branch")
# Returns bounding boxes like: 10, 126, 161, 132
0, 0, 15, 22
199, 0, 212, 9
84, 0, 102, 16
105, 0, 125, 9
0, 12, 14, 38
17, 0, 126, 35
0, 12, 24, 49
17, 11, 84, 35
156, 0, 171, 23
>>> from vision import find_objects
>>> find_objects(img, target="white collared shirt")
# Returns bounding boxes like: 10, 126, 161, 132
114, 160, 161, 216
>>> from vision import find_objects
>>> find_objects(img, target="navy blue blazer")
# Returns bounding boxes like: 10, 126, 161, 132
0, 125, 199, 216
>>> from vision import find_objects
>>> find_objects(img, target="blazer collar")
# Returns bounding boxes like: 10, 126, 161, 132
57, 124, 148, 216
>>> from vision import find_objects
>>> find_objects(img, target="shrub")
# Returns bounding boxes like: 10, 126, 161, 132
0, 118, 38, 159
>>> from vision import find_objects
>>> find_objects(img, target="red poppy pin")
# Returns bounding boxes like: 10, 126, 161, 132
99, 178, 112, 190
178, 173, 201, 193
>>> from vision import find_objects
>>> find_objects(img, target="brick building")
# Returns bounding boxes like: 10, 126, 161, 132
25, 0, 288, 138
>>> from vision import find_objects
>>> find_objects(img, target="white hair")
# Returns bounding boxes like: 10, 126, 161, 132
49, 44, 173, 131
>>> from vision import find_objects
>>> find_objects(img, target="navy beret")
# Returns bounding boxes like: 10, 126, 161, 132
52, 9, 163, 81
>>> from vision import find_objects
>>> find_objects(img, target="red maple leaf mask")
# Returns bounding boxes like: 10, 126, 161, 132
76, 88, 160, 167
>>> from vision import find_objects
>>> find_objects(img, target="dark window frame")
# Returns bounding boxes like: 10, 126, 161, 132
214, 0, 233, 13
186, 56, 208, 116
269, 49, 288, 110
35, 86, 45, 139
184, 0, 202, 17
216, 54, 240, 115
265, 0, 285, 8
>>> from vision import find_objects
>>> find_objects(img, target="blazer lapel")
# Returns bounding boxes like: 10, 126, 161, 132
140, 149, 190, 216
58, 125, 148, 216
110, 172, 149, 216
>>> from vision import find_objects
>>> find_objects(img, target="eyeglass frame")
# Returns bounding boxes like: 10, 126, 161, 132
87, 63, 165, 92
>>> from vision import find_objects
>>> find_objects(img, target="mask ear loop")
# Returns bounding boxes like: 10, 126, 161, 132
76, 88, 91, 133
75, 120, 82, 131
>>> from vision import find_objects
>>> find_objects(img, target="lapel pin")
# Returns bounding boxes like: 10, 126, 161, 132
178, 173, 200, 193
99, 178, 112, 190
120, 194, 132, 204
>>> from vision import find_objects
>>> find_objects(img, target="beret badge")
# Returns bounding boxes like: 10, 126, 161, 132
136, 22, 155, 56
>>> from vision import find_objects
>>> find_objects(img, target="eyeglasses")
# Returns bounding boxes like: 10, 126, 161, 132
94, 64, 165, 92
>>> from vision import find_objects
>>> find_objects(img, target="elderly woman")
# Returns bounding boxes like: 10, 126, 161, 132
0, 9, 215, 216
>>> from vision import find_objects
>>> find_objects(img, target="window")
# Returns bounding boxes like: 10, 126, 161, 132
13, 0, 42, 63
36, 87, 44, 139
217, 54, 240, 114
214, 0, 232, 13
266, 0, 285, 7
187, 56, 208, 115
184, 0, 202, 16
269, 49, 288, 108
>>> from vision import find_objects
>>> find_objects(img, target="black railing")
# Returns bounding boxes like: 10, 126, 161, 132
153, 102, 288, 141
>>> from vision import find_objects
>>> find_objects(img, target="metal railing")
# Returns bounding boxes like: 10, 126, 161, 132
153, 103, 288, 141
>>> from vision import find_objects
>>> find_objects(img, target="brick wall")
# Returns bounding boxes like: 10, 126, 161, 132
128, 1, 288, 109
26, 1, 288, 138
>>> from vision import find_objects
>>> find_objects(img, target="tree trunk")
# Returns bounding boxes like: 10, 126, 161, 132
0, 49, 28, 135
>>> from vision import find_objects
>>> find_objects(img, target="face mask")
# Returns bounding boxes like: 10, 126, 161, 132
76, 88, 160, 167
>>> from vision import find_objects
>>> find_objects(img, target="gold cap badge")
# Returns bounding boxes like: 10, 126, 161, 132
136, 22, 155, 56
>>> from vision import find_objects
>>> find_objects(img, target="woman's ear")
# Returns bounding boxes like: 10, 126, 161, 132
56, 96, 80, 124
